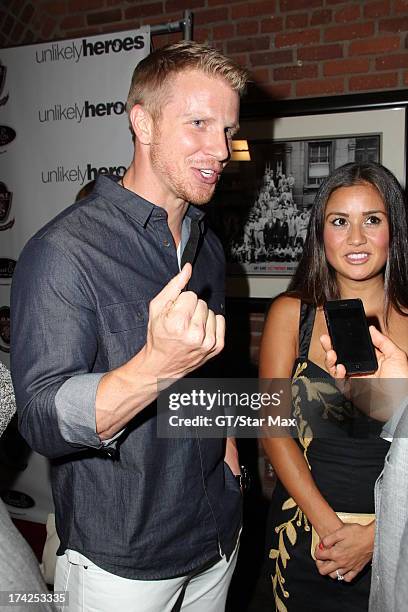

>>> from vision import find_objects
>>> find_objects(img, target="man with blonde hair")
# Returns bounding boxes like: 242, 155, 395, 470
11, 41, 248, 611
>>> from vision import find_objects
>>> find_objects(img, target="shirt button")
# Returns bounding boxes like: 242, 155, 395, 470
163, 239, 170, 247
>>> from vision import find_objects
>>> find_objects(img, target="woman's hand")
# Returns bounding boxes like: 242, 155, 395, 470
320, 327, 408, 381
320, 329, 408, 422
314, 522, 375, 582
314, 514, 343, 542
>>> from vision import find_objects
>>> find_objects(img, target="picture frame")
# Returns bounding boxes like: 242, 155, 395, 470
210, 90, 408, 299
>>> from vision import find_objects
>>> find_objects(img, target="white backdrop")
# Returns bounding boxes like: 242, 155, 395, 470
0, 27, 150, 522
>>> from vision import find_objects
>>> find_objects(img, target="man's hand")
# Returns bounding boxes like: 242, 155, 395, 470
224, 438, 240, 476
315, 522, 375, 582
143, 263, 225, 380
96, 264, 225, 439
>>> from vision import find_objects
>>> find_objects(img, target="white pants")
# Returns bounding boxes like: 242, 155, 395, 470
54, 540, 239, 612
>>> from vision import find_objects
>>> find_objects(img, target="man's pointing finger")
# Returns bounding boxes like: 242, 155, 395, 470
150, 263, 192, 313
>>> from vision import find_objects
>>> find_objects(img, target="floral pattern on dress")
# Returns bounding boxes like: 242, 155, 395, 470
269, 362, 354, 611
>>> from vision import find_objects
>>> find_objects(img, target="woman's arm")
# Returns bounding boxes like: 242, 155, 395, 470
259, 296, 343, 540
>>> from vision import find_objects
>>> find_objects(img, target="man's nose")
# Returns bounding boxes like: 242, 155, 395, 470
207, 130, 230, 163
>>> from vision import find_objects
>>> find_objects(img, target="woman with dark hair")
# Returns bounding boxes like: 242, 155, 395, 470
259, 161, 408, 611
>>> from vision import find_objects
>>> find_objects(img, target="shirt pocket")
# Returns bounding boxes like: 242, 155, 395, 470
101, 299, 148, 368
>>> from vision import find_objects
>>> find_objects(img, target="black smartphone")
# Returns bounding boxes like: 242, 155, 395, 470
323, 299, 378, 375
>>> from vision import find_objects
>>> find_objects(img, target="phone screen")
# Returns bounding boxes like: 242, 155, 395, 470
324, 299, 377, 374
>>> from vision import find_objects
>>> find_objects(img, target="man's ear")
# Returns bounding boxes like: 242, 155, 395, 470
129, 105, 153, 145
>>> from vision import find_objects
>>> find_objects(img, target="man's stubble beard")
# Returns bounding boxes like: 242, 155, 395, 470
150, 128, 216, 206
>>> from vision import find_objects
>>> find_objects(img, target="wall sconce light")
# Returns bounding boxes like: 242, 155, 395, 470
231, 139, 251, 161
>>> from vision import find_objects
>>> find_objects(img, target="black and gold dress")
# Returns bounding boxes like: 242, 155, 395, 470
267, 303, 389, 612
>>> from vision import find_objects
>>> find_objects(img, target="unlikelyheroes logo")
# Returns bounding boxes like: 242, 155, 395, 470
38, 99, 126, 123
41, 163, 126, 185
0, 182, 14, 231
0, 62, 9, 107
0, 305, 10, 353
35, 34, 145, 64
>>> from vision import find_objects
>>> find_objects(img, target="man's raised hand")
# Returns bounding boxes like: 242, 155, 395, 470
144, 263, 225, 379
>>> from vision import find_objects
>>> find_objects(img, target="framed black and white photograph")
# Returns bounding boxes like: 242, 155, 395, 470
207, 90, 408, 298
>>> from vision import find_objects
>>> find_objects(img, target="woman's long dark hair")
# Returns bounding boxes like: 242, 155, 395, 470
288, 161, 408, 319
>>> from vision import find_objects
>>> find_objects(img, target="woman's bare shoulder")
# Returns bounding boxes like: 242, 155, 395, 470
260, 294, 301, 376
265, 294, 301, 325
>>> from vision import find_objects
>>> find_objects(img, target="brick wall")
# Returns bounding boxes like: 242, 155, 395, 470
1, 0, 408, 99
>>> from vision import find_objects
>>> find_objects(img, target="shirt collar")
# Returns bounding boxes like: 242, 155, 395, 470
93, 175, 205, 227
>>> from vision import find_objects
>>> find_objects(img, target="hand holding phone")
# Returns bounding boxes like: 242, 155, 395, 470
323, 299, 378, 375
